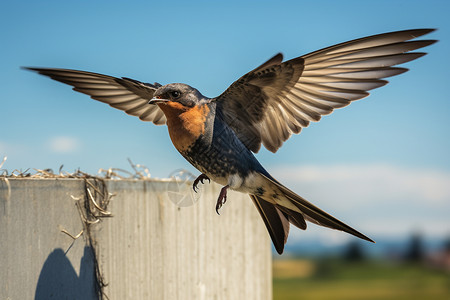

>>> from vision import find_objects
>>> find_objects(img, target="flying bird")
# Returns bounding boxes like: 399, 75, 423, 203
25, 29, 436, 254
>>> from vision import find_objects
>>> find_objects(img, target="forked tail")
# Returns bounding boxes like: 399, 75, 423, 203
251, 173, 374, 254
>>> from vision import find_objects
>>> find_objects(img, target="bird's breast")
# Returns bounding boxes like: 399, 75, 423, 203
158, 102, 210, 153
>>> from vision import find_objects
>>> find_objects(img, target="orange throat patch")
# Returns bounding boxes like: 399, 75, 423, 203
157, 102, 210, 153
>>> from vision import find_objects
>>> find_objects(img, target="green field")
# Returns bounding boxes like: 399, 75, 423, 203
273, 259, 450, 300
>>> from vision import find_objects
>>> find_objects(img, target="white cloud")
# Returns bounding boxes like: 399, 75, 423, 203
269, 163, 450, 239
48, 136, 81, 153
272, 163, 450, 205
286, 218, 450, 247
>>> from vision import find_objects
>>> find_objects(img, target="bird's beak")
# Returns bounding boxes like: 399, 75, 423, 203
149, 97, 169, 105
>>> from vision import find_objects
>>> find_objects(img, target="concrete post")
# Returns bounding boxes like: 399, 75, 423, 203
0, 178, 272, 299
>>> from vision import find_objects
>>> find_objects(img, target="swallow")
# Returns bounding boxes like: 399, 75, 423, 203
24, 29, 436, 254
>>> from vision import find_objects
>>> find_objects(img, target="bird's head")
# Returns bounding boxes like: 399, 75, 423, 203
149, 83, 207, 108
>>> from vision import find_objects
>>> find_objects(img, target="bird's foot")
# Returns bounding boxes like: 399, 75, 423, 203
193, 173, 210, 192
215, 185, 229, 215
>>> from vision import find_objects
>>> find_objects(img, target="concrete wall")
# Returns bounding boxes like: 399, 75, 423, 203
0, 178, 272, 300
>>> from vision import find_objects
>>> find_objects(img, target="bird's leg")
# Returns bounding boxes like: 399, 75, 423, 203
215, 185, 229, 215
193, 173, 210, 192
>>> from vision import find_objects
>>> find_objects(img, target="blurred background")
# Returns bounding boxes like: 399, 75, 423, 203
1, 1, 449, 299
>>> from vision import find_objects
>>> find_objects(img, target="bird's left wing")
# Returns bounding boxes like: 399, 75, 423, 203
24, 68, 167, 125
214, 29, 436, 153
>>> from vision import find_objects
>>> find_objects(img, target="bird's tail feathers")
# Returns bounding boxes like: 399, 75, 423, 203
261, 174, 375, 243
250, 195, 289, 254
275, 205, 307, 230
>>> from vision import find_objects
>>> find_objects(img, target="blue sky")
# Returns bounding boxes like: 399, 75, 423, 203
1, 1, 449, 242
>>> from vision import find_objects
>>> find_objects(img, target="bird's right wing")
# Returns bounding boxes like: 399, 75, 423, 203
24, 68, 167, 125
214, 29, 436, 153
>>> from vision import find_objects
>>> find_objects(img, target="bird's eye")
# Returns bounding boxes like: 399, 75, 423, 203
170, 91, 181, 98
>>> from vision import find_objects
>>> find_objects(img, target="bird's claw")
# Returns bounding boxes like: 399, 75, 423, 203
215, 185, 229, 215
193, 173, 210, 193
215, 197, 226, 215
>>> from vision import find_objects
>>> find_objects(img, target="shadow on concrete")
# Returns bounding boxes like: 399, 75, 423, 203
35, 246, 97, 300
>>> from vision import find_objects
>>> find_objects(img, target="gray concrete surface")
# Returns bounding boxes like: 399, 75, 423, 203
0, 178, 271, 300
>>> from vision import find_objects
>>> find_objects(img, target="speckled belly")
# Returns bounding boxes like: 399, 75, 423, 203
180, 120, 266, 190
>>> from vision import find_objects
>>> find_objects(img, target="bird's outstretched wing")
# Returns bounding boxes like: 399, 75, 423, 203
24, 68, 167, 125
214, 29, 437, 153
